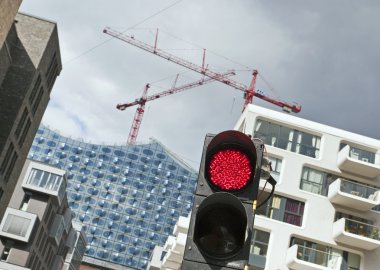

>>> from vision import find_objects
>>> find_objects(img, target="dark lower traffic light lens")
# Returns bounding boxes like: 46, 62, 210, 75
194, 192, 247, 259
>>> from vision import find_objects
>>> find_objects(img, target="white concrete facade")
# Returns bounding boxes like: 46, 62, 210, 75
234, 104, 380, 270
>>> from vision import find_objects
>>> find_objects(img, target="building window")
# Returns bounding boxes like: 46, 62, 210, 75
249, 229, 270, 270
0, 143, 14, 176
29, 75, 41, 104
256, 192, 305, 226
32, 86, 44, 115
28, 251, 36, 268
0, 188, 3, 202
300, 167, 337, 196
27, 168, 63, 192
0, 246, 11, 261
35, 228, 44, 247
268, 156, 282, 183
14, 108, 28, 138
18, 118, 31, 147
44, 203, 53, 224
46, 52, 59, 91
20, 193, 31, 211
4, 151, 18, 181
254, 119, 321, 158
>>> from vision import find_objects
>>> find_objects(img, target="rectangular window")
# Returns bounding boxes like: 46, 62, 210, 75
32, 86, 44, 115
35, 228, 43, 247
29, 75, 41, 104
44, 203, 53, 223
249, 229, 270, 270
254, 119, 321, 158
256, 192, 305, 226
0, 246, 10, 261
0, 188, 3, 202
46, 53, 58, 91
42, 239, 48, 258
14, 108, 28, 138
20, 193, 31, 211
47, 249, 55, 268
300, 167, 337, 196
268, 156, 282, 183
4, 151, 18, 181
28, 251, 36, 268
0, 143, 14, 175
32, 256, 39, 269
39, 233, 46, 250
27, 168, 63, 192
18, 118, 31, 147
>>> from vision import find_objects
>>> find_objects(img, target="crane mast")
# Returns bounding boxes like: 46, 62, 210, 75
104, 27, 301, 113
121, 71, 235, 145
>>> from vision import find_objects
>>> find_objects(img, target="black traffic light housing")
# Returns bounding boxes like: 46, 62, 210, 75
182, 130, 264, 270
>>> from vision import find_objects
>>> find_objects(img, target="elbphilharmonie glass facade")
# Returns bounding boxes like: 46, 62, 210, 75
28, 125, 197, 269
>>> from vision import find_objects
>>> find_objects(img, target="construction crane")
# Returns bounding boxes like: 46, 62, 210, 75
103, 27, 301, 113
120, 71, 235, 144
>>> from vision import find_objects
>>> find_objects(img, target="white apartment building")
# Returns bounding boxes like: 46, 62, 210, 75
234, 105, 380, 270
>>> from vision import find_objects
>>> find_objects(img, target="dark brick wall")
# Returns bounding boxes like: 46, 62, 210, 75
0, 13, 62, 218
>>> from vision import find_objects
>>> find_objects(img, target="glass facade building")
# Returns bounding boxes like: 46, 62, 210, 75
27, 125, 197, 269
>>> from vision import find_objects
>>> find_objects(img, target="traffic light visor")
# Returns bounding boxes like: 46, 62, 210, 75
205, 130, 257, 192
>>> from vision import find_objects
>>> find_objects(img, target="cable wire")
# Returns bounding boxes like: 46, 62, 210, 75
63, 0, 184, 65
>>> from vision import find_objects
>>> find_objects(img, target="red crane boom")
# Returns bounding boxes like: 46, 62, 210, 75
104, 27, 301, 113
121, 71, 235, 145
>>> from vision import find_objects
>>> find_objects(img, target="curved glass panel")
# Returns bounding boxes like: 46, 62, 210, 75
27, 125, 197, 269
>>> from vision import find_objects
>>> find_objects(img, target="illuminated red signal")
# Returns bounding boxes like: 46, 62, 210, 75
208, 149, 253, 191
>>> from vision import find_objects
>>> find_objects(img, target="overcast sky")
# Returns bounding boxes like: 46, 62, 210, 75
20, 0, 380, 169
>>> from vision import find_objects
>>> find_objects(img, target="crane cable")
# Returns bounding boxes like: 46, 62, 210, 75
64, 0, 184, 65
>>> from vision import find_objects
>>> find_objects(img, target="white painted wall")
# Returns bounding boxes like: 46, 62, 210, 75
234, 104, 380, 270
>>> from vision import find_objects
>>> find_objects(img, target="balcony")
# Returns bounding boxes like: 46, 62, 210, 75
337, 145, 380, 179
0, 208, 37, 242
22, 164, 67, 205
333, 218, 380, 250
286, 245, 342, 270
328, 179, 380, 211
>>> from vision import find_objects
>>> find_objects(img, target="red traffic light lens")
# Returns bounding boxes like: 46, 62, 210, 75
208, 149, 253, 191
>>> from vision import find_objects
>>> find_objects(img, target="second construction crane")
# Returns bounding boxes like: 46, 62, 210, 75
104, 27, 301, 114
119, 71, 234, 144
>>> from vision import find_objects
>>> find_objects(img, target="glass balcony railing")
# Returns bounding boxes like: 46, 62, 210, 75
343, 218, 380, 241
295, 245, 341, 268
340, 179, 378, 200
348, 146, 380, 166
338, 145, 380, 179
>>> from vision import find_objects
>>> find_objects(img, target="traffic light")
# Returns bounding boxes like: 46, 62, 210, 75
182, 130, 264, 270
